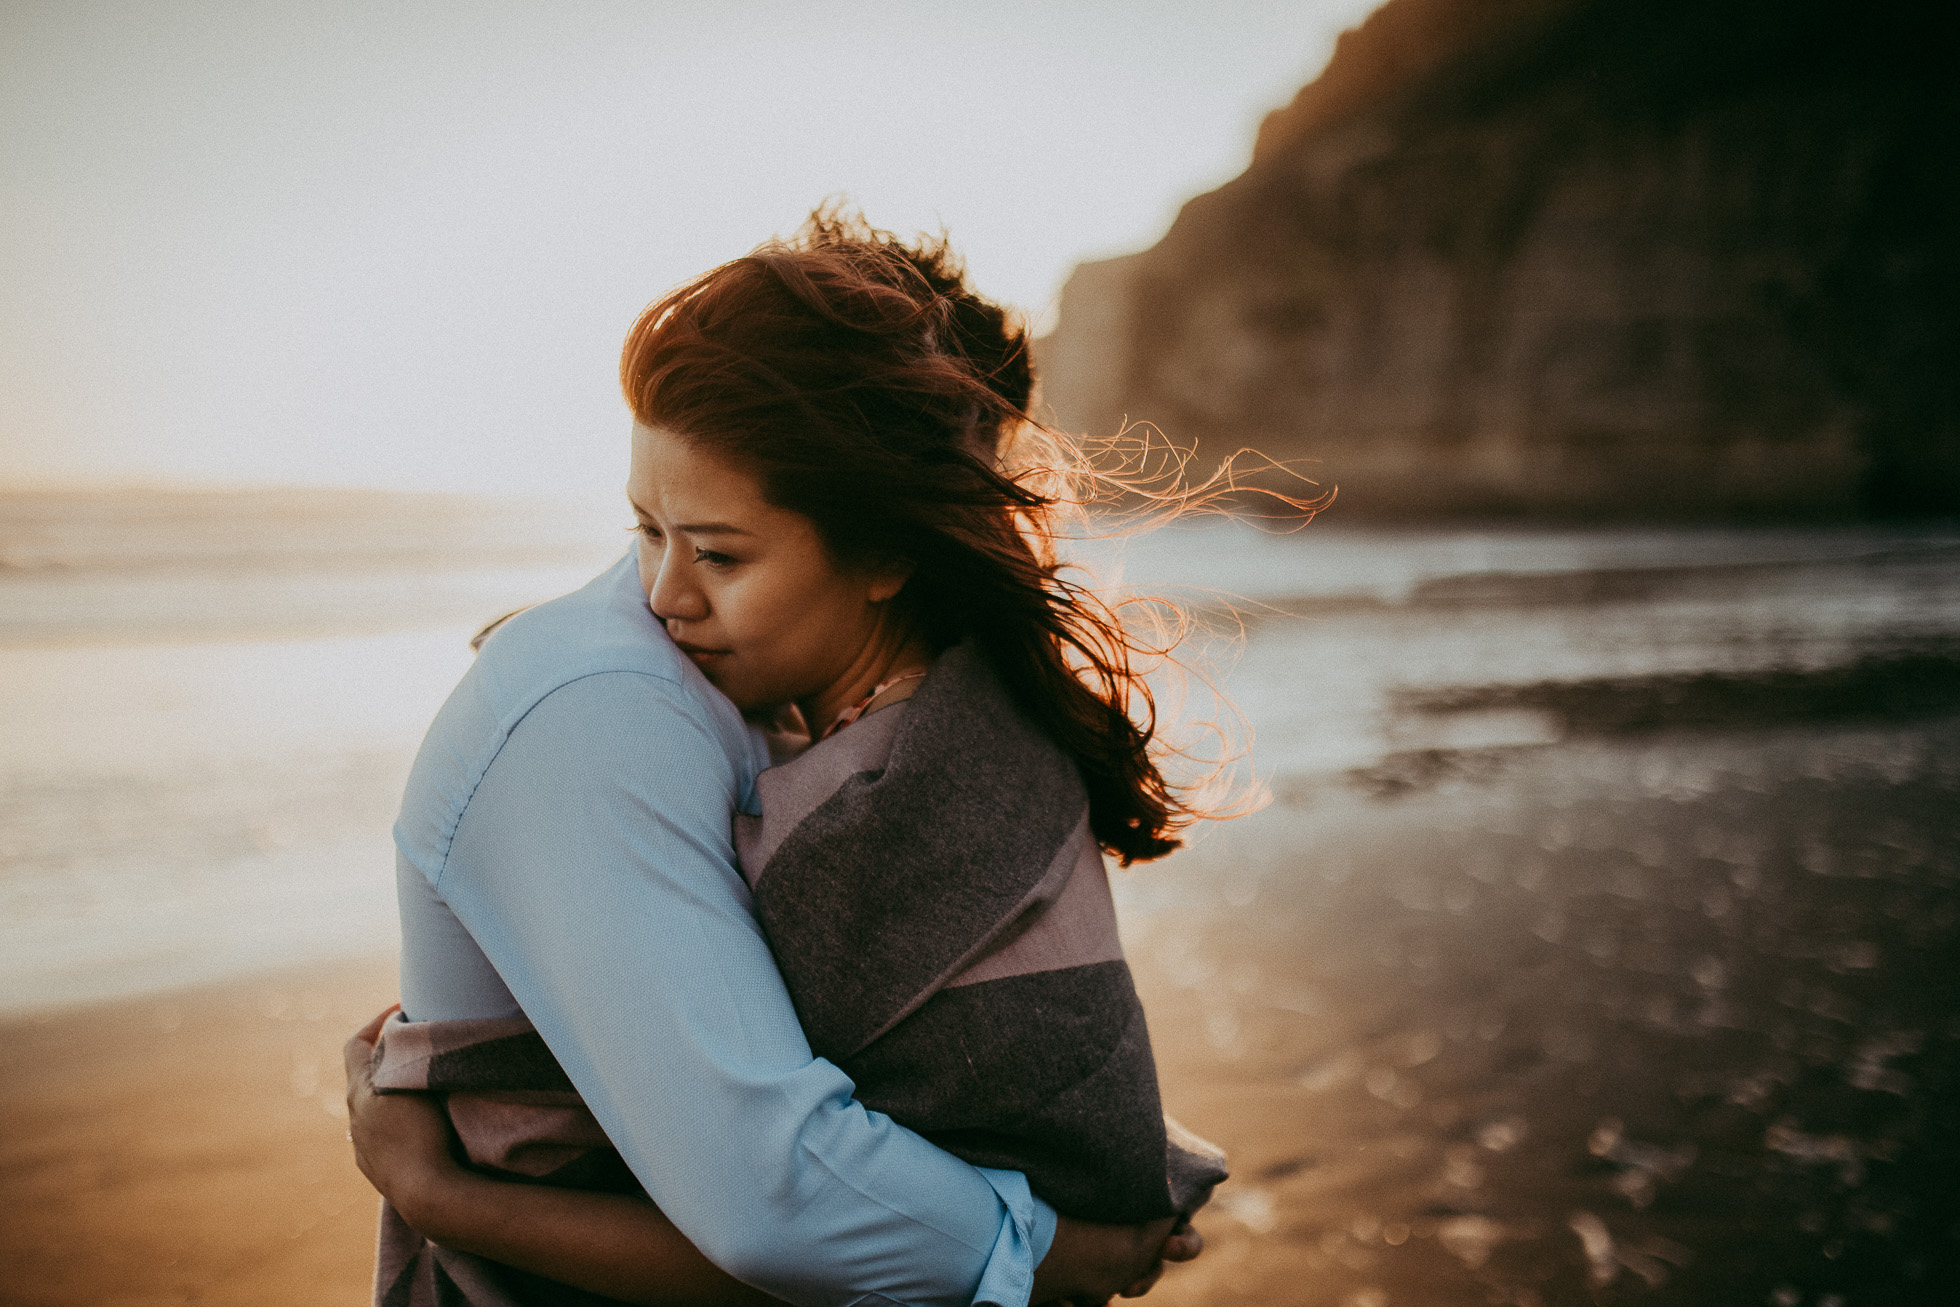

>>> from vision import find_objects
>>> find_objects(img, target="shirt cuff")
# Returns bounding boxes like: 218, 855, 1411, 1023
968, 1169, 1057, 1307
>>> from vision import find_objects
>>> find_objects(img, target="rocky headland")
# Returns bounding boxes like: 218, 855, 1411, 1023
1036, 0, 1959, 519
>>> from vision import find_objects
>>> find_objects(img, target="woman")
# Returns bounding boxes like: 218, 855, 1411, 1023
346, 210, 1266, 1306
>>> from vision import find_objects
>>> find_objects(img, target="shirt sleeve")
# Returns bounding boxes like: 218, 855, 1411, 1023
430, 671, 1057, 1307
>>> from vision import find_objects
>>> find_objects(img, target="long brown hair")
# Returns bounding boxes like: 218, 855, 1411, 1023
621, 206, 1322, 864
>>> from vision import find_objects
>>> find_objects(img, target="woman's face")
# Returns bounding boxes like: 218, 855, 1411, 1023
626, 422, 907, 715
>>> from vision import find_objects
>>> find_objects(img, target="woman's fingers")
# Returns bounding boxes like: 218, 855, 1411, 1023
344, 1077, 461, 1220
1110, 1217, 1172, 1299
1034, 1214, 1177, 1304
342, 1003, 400, 1089
356, 1002, 400, 1044
343, 1037, 376, 1129
340, 1001, 462, 1210
1161, 1219, 1204, 1263
342, 1032, 372, 1090
353, 1088, 456, 1165
1111, 1217, 1202, 1298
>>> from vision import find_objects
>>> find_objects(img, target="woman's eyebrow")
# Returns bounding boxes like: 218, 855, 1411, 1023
625, 501, 750, 537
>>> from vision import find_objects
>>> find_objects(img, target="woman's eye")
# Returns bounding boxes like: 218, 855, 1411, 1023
635, 523, 662, 543
694, 547, 736, 568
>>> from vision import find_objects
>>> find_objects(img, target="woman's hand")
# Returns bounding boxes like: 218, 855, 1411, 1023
342, 1004, 459, 1229
1137, 1218, 1204, 1296
1031, 1213, 1204, 1305
340, 1005, 780, 1306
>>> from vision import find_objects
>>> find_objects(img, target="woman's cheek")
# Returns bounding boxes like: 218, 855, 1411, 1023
635, 541, 658, 606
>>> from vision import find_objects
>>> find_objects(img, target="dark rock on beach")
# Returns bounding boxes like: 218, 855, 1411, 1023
1036, 0, 1960, 519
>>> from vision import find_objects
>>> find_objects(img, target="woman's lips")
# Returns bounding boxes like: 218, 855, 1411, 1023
674, 642, 729, 662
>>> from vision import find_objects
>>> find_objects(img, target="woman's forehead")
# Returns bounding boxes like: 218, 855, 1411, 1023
628, 423, 767, 518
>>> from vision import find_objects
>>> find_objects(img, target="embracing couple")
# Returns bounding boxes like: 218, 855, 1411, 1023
341, 210, 1237, 1307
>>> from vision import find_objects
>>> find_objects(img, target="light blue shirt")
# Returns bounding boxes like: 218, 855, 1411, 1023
393, 553, 1056, 1307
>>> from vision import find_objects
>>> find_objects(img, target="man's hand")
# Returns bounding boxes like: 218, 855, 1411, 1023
1031, 1213, 1205, 1305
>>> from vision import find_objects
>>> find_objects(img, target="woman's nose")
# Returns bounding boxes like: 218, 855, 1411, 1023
647, 550, 709, 624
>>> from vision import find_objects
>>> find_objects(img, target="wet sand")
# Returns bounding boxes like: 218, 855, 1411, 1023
2, 722, 1955, 1305
0, 957, 398, 1307
5, 524, 1957, 1306
1132, 711, 1960, 1306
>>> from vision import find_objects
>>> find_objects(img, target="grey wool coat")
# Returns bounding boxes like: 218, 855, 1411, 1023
736, 643, 1226, 1223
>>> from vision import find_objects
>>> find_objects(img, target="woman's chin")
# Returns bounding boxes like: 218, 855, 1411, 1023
700, 669, 767, 714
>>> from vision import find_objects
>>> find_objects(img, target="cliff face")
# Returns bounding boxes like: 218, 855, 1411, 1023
1038, 0, 1960, 518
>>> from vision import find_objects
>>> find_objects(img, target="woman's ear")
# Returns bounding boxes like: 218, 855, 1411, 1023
866, 560, 914, 604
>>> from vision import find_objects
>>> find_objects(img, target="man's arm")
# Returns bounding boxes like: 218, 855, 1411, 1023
429, 671, 1049, 1307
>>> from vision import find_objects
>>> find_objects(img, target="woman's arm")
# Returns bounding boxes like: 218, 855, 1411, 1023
346, 1012, 1196, 1307
343, 1013, 778, 1307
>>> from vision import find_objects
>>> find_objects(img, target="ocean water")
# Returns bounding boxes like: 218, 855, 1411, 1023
5, 491, 1958, 1301
0, 490, 627, 1010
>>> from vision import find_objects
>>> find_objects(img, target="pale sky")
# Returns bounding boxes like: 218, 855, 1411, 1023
2, 0, 1380, 494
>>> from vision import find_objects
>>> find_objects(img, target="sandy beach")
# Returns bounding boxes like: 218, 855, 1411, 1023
0, 952, 1252, 1307
8, 686, 1956, 1307
5, 719, 1958, 1306
0, 957, 399, 1307
5, 515, 1957, 1306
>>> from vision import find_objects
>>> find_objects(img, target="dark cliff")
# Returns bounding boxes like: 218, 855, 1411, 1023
1036, 0, 1960, 519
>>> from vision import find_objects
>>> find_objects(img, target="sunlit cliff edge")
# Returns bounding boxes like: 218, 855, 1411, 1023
1036, 0, 1959, 519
